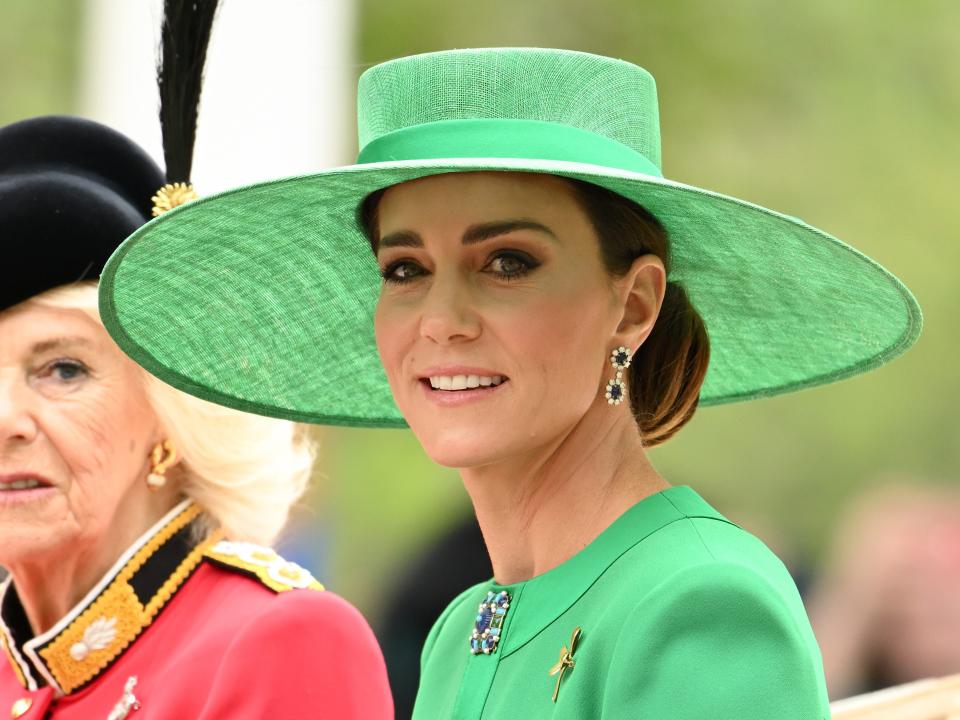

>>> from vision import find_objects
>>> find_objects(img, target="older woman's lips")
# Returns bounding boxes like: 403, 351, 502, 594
0, 474, 55, 505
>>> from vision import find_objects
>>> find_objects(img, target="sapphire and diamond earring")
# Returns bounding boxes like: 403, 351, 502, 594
470, 590, 511, 655
605, 346, 632, 405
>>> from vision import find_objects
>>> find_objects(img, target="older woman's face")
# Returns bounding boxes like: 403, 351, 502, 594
374, 172, 631, 468
0, 300, 160, 563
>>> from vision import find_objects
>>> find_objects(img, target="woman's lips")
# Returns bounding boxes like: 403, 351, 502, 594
418, 377, 509, 406
0, 473, 54, 490
0, 474, 57, 506
0, 487, 56, 505
415, 366, 510, 406
426, 373, 507, 391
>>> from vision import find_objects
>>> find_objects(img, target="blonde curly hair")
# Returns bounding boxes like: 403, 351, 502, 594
34, 282, 315, 546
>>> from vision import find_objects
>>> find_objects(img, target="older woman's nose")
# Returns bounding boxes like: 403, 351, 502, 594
418, 272, 482, 345
0, 380, 38, 445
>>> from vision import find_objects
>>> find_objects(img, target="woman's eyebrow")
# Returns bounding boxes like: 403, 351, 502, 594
31, 336, 94, 354
462, 219, 557, 245
379, 230, 422, 249
379, 219, 558, 250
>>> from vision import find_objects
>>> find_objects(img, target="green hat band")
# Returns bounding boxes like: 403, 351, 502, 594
357, 118, 663, 178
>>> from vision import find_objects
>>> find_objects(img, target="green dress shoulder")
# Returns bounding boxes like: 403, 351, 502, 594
412, 486, 831, 719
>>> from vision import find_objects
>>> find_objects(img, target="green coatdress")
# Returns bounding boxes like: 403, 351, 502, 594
412, 486, 831, 719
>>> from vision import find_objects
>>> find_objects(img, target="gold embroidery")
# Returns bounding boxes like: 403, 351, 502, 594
38, 505, 221, 694
0, 632, 27, 689
70, 616, 118, 660
203, 541, 324, 593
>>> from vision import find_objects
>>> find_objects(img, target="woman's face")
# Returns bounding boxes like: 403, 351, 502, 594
374, 172, 655, 468
0, 299, 161, 565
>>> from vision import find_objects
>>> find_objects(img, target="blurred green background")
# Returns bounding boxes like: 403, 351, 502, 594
3, 0, 957, 627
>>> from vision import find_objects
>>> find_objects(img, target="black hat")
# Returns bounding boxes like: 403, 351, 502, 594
0, 0, 219, 313
0, 116, 165, 311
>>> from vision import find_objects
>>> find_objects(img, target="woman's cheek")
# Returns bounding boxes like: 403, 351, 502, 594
376, 303, 416, 378
53, 381, 140, 485
55, 408, 114, 484
373, 311, 397, 383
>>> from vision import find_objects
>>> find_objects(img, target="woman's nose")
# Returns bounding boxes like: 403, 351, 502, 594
418, 272, 482, 345
0, 379, 38, 445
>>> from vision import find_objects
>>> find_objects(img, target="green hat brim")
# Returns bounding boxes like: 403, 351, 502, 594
99, 157, 922, 427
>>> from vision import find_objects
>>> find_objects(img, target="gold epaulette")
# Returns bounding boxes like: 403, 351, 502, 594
202, 541, 324, 593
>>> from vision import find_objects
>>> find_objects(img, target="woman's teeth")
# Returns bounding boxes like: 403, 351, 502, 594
0, 478, 43, 491
429, 375, 505, 391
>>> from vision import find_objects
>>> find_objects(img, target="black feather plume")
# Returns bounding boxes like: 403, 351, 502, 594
157, 0, 220, 184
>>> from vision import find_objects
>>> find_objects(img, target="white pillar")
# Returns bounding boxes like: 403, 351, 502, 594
79, 0, 355, 194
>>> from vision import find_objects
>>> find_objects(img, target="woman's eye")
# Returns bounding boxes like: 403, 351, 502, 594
485, 251, 539, 279
381, 260, 427, 284
41, 360, 90, 383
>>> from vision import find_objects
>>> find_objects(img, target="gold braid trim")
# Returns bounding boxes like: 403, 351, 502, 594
37, 505, 222, 694
0, 630, 28, 688
203, 541, 324, 593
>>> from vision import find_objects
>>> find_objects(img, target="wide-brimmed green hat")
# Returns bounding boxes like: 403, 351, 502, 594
99, 48, 921, 428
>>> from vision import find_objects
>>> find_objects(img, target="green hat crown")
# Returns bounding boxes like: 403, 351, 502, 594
356, 48, 663, 177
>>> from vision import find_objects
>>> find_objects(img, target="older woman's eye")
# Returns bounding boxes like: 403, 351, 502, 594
485, 251, 540, 280
42, 359, 90, 383
381, 260, 427, 284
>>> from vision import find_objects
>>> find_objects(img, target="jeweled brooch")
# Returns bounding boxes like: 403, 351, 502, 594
470, 590, 511, 655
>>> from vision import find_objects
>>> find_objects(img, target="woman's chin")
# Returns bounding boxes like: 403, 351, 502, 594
0, 524, 69, 567
415, 429, 512, 470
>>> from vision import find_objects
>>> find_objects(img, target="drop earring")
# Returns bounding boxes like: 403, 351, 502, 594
147, 440, 177, 491
605, 346, 632, 405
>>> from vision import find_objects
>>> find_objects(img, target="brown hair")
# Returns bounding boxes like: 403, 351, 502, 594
565, 179, 709, 446
358, 176, 710, 447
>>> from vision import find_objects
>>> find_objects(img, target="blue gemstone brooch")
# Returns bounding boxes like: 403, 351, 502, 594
470, 590, 511, 655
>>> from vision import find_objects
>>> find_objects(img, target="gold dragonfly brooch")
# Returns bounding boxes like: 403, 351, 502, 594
548, 626, 582, 702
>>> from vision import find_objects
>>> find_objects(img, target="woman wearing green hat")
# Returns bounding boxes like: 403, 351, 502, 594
99, 48, 921, 718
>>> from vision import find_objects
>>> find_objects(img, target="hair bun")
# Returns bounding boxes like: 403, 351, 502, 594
630, 281, 710, 446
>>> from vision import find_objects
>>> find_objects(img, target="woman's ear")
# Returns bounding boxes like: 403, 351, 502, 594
150, 428, 184, 471
614, 253, 666, 350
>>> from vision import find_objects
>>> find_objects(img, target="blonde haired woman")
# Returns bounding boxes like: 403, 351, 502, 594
1, 275, 390, 718
0, 6, 393, 712
30, 281, 314, 546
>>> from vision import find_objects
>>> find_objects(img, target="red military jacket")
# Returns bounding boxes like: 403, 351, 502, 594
0, 501, 393, 719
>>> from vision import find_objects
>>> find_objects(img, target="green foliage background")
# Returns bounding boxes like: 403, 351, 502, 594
4, 0, 957, 621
